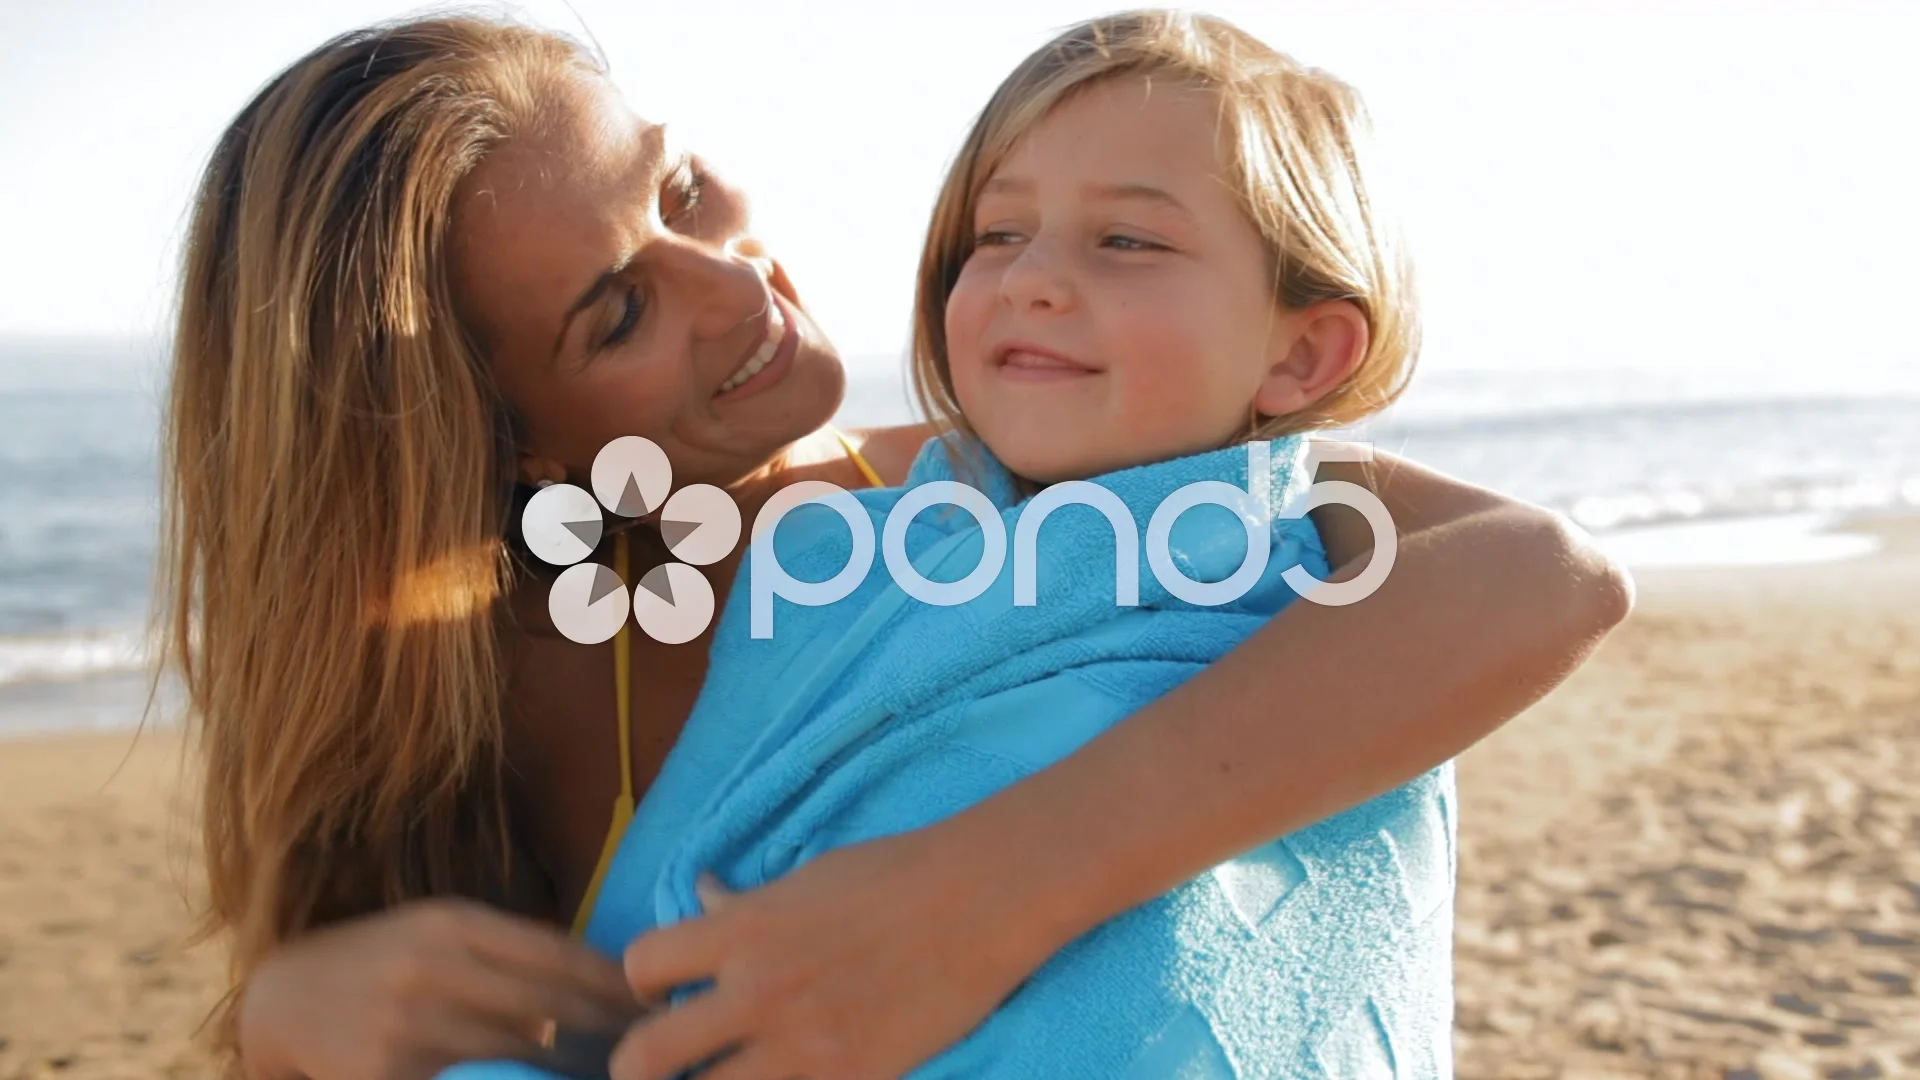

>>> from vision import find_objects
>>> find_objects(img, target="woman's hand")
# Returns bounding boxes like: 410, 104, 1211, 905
610, 830, 1055, 1080
238, 897, 642, 1080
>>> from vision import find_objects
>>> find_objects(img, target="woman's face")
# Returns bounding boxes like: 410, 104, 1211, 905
451, 74, 845, 491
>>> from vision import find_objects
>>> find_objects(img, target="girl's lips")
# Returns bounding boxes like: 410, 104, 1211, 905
714, 292, 802, 403
995, 345, 1099, 382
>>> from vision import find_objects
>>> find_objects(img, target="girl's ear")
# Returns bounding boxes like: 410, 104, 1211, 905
1253, 299, 1370, 419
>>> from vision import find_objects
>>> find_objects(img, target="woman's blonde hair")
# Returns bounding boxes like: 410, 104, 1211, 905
158, 14, 596, 1062
912, 9, 1419, 443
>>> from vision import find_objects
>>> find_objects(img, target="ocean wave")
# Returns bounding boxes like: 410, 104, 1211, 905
1563, 476, 1920, 532
0, 629, 151, 687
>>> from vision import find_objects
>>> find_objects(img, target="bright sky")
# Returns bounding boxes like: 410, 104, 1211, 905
3, 1, 1917, 387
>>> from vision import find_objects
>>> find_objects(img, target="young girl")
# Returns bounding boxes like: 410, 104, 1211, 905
451, 10, 1448, 1079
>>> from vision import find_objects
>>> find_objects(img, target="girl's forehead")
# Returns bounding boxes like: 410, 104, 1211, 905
987, 78, 1230, 186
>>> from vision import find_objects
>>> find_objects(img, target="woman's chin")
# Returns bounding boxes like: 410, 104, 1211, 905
789, 346, 847, 430
732, 345, 846, 445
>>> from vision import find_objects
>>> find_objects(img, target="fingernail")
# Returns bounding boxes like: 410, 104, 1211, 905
694, 871, 730, 908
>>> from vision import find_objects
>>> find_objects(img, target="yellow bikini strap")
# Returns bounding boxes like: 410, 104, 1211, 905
568, 531, 636, 940
830, 426, 886, 489
612, 531, 635, 806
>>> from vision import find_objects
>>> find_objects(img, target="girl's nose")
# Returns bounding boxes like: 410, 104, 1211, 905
998, 238, 1075, 313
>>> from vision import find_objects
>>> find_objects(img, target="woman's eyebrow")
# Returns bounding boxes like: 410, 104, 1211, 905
552, 251, 636, 363
549, 124, 671, 363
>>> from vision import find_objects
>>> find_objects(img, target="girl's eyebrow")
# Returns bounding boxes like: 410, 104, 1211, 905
979, 176, 1192, 217
1086, 181, 1190, 215
979, 176, 1031, 198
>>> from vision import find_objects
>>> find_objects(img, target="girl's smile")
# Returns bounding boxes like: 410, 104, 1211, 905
992, 341, 1102, 382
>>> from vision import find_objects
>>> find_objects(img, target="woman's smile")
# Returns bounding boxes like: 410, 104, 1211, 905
714, 289, 803, 401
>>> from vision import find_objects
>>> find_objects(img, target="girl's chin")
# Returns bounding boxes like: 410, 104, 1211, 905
992, 444, 1094, 487
992, 431, 1157, 486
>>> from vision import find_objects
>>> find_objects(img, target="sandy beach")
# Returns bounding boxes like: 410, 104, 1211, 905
1452, 516, 1920, 1080
0, 717, 219, 1078
1, 518, 1916, 1079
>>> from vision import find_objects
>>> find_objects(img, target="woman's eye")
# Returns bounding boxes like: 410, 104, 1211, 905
1102, 233, 1166, 252
604, 286, 644, 347
972, 229, 1023, 247
666, 159, 707, 224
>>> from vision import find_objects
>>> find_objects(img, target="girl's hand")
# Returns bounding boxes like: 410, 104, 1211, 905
610, 828, 1059, 1080
238, 897, 643, 1080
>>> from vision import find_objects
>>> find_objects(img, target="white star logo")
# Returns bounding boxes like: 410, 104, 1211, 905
521, 436, 742, 644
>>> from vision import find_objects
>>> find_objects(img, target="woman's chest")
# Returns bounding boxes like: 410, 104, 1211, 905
501, 628, 713, 922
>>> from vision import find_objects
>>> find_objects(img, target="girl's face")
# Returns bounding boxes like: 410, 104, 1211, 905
451, 75, 845, 491
945, 76, 1304, 484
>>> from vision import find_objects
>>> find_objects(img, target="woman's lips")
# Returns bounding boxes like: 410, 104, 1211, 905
714, 292, 802, 403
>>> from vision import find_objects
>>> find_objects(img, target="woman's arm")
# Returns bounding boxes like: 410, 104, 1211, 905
609, 449, 1632, 1080
979, 444, 1634, 953
1310, 441, 1542, 567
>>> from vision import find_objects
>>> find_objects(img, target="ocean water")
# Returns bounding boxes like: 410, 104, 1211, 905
4, 338, 1918, 713
842, 360, 1920, 537
0, 341, 163, 698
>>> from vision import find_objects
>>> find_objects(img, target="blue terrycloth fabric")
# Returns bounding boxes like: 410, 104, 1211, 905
440, 434, 1455, 1080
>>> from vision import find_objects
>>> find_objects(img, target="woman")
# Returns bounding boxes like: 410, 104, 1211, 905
158, 15, 1630, 1080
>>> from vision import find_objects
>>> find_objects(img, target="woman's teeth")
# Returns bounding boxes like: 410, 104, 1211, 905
718, 300, 788, 393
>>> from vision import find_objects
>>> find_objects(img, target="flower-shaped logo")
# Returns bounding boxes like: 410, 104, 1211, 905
521, 436, 742, 644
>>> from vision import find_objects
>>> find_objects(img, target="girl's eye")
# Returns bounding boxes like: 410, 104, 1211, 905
1102, 233, 1166, 252
604, 285, 644, 348
972, 229, 1023, 247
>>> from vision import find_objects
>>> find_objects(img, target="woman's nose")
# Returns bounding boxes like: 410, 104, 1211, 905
727, 234, 770, 265
725, 235, 778, 288
662, 239, 773, 338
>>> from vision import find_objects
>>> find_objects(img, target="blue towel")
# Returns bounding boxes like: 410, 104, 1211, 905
440, 434, 1455, 1080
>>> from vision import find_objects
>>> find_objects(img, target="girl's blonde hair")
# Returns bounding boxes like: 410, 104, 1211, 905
912, 9, 1419, 442
158, 15, 596, 1062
